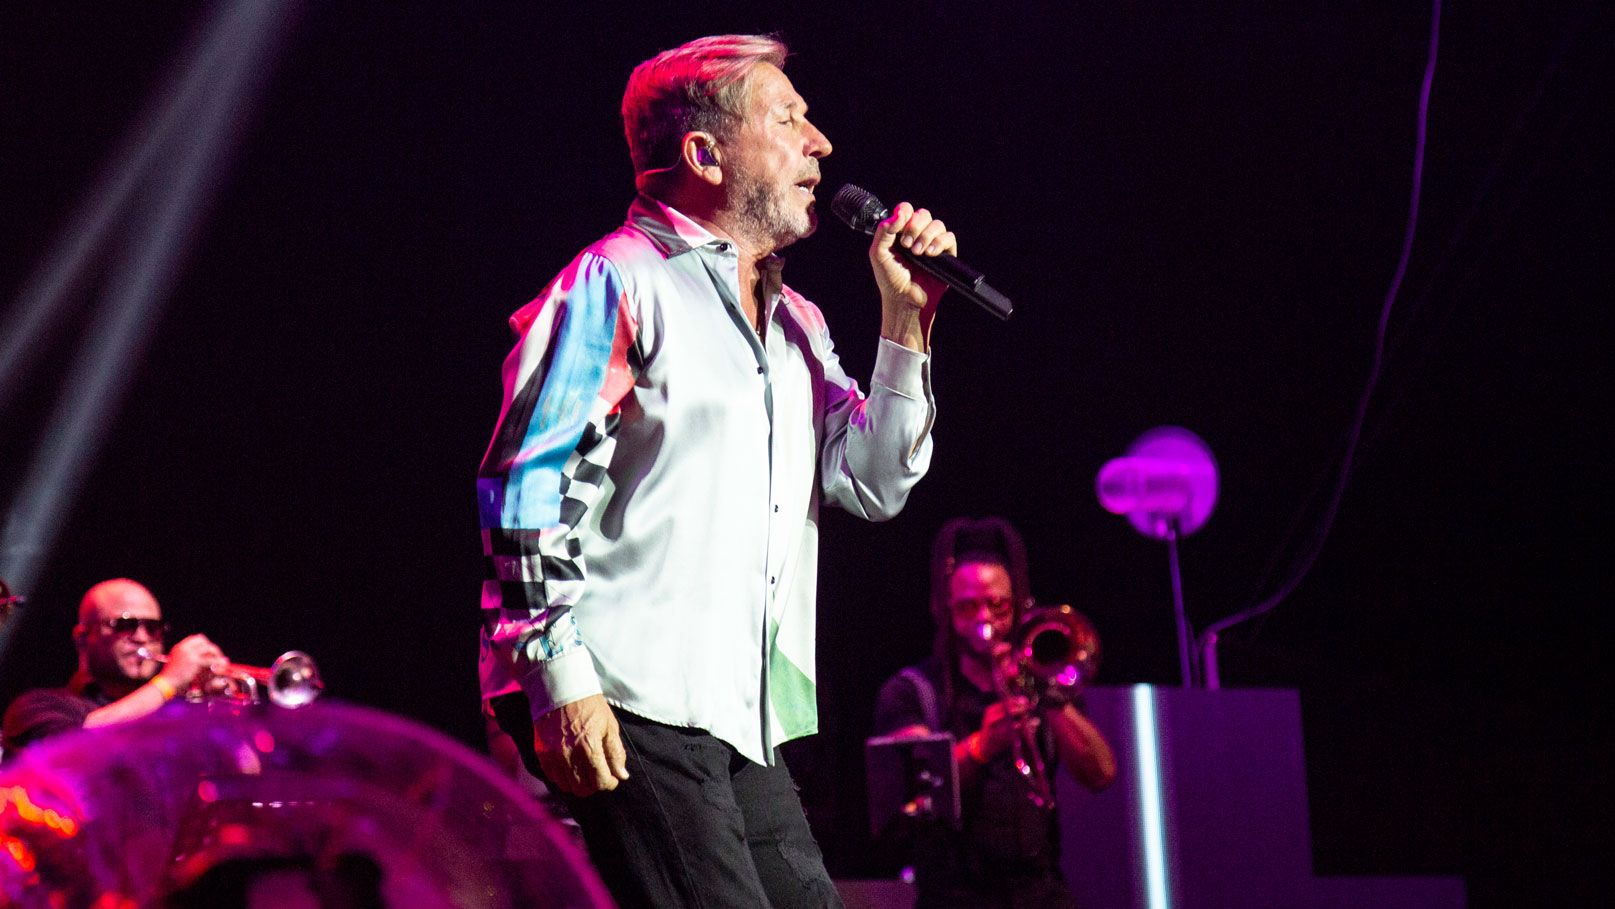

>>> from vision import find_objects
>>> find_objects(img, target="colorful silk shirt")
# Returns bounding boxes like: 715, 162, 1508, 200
477, 195, 935, 765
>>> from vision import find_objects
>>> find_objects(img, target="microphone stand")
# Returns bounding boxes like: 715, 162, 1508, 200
1164, 518, 1198, 688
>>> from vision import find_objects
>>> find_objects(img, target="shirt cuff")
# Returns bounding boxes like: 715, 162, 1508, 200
871, 337, 930, 400
519, 646, 603, 719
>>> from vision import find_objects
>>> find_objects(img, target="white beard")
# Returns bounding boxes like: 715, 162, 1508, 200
729, 164, 816, 252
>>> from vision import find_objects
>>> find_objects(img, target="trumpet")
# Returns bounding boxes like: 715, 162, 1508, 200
1005, 604, 1102, 699
980, 604, 1101, 809
136, 647, 324, 709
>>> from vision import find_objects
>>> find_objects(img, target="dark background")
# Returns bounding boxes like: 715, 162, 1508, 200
2, 3, 1608, 905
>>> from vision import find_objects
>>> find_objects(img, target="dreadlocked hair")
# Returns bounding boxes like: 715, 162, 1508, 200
927, 516, 1033, 725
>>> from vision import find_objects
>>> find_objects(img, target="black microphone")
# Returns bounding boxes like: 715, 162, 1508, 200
830, 184, 1013, 321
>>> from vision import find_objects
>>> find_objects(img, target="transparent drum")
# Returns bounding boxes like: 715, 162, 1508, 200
0, 699, 612, 908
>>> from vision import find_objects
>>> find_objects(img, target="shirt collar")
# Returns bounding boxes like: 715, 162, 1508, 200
628, 194, 721, 257
627, 195, 787, 277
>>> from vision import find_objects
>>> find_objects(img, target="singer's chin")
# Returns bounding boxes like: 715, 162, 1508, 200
776, 214, 817, 250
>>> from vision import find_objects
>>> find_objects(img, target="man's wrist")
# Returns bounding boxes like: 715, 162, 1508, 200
520, 647, 604, 719
879, 304, 929, 352
149, 675, 178, 702
965, 731, 989, 764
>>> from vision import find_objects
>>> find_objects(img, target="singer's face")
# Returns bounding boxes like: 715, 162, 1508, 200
722, 63, 832, 251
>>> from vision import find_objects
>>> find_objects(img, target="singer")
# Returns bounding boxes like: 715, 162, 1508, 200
478, 34, 959, 908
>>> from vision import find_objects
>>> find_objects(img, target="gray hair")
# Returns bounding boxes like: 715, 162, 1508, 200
622, 34, 788, 187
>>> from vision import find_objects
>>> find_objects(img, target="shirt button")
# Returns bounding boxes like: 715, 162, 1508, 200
770, 576, 777, 585
756, 366, 764, 374
773, 505, 780, 512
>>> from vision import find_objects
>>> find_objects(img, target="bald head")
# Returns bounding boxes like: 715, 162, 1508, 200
78, 578, 160, 629
75, 578, 164, 691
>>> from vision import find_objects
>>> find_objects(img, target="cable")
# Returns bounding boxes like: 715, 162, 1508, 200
1201, 0, 1443, 652
1234, 2, 1599, 649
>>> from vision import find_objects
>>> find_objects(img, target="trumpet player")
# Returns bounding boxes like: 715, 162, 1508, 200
1, 578, 229, 759
873, 517, 1116, 909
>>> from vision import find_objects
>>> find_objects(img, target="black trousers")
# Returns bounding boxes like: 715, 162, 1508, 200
492, 695, 842, 909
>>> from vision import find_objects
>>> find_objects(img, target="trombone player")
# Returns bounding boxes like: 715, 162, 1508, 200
872, 517, 1116, 909
2, 578, 229, 759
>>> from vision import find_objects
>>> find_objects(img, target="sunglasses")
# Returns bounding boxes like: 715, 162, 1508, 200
99, 615, 170, 638
949, 596, 1015, 619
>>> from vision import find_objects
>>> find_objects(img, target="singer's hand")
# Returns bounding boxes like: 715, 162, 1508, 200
979, 696, 1037, 760
871, 201, 956, 350
533, 693, 631, 797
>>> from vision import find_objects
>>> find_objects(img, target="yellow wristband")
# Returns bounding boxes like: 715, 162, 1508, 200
150, 675, 178, 702
966, 732, 989, 765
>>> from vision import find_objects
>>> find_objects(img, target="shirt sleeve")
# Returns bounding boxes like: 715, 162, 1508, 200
817, 328, 936, 521
476, 252, 639, 719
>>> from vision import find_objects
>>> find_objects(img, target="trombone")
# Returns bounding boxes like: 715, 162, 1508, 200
136, 647, 324, 709
980, 604, 1101, 809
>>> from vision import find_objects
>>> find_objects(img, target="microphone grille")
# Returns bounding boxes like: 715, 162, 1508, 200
830, 184, 889, 234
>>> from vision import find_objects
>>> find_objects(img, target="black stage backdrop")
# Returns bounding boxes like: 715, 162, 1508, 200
2, 4, 1609, 906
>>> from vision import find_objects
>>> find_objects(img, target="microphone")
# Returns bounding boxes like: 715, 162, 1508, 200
830, 184, 1013, 321
1095, 457, 1208, 518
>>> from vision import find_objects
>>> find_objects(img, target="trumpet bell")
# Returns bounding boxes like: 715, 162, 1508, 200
268, 650, 323, 709
135, 646, 325, 709
1013, 604, 1101, 694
